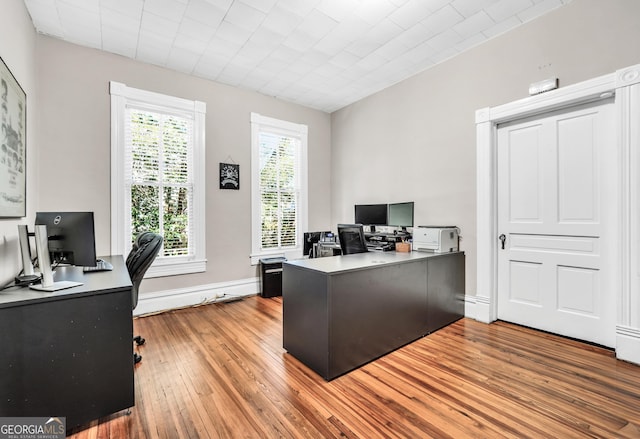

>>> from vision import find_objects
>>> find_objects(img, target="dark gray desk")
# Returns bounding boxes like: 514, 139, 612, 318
0, 256, 134, 431
283, 251, 464, 380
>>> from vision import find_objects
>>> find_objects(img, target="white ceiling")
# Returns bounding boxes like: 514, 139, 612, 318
23, 0, 572, 113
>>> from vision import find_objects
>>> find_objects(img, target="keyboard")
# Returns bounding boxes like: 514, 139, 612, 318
83, 259, 114, 272
367, 243, 392, 251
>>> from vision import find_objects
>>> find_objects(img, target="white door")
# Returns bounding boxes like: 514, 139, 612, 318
497, 99, 618, 347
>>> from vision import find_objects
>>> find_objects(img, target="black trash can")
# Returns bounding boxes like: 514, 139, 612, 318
259, 257, 286, 298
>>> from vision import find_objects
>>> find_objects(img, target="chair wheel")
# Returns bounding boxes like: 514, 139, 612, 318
134, 353, 142, 364
134, 336, 145, 346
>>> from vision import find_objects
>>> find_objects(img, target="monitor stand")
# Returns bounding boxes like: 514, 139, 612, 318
16, 225, 40, 285
29, 224, 82, 292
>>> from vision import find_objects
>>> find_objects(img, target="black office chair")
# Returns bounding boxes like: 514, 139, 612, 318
337, 224, 369, 255
126, 231, 163, 364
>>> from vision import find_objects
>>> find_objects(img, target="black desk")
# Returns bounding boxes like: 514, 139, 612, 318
0, 256, 134, 431
283, 251, 464, 380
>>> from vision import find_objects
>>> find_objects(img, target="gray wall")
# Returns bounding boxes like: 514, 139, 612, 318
0, 0, 37, 285
3, 0, 639, 300
33, 36, 332, 293
330, 0, 640, 295
37, 36, 331, 292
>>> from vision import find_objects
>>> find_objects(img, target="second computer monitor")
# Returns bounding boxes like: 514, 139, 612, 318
388, 202, 414, 232
354, 204, 387, 232
35, 211, 97, 266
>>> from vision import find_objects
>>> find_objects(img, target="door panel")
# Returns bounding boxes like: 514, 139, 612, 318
557, 112, 599, 223
507, 124, 544, 223
508, 260, 542, 305
557, 265, 599, 316
497, 100, 616, 347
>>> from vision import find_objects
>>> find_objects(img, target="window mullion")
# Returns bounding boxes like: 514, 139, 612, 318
276, 144, 282, 249
157, 114, 165, 252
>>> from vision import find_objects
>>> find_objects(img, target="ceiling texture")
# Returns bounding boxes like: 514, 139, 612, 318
23, 0, 571, 113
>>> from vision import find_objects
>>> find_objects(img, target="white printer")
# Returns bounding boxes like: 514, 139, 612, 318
412, 226, 459, 253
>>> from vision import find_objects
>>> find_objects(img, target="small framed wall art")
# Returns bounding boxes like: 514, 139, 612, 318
220, 162, 239, 190
0, 56, 27, 217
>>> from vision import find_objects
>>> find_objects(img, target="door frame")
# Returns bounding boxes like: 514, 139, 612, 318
475, 63, 640, 364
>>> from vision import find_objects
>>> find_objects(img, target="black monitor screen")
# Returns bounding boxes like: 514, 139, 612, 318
354, 204, 387, 226
303, 231, 331, 257
388, 202, 414, 228
337, 224, 368, 255
35, 211, 97, 266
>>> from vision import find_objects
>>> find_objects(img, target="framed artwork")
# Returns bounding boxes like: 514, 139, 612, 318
220, 163, 239, 190
0, 56, 26, 217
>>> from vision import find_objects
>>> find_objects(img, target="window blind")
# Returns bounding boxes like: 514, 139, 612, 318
124, 107, 194, 258
258, 131, 300, 250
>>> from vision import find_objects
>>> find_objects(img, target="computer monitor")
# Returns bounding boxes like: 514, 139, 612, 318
388, 202, 414, 233
337, 224, 368, 255
303, 231, 332, 257
354, 204, 387, 232
35, 211, 97, 267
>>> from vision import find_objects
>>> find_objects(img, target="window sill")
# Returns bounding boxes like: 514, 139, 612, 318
250, 250, 302, 266
144, 258, 207, 278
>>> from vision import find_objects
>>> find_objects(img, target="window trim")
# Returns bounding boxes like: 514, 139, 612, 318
110, 81, 206, 277
250, 112, 308, 265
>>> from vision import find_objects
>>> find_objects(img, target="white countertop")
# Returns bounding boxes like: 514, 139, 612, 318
0, 256, 131, 308
284, 250, 459, 274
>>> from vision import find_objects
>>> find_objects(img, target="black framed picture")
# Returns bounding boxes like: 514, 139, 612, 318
220, 163, 239, 190
0, 56, 27, 217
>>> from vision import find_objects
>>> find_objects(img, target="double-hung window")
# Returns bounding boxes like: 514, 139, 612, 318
110, 82, 206, 277
250, 113, 308, 264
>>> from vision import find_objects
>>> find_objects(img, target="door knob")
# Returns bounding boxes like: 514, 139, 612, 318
499, 234, 506, 250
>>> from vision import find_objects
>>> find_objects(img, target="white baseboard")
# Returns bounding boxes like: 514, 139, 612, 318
133, 277, 261, 317
464, 295, 477, 320
616, 325, 640, 366
465, 294, 493, 323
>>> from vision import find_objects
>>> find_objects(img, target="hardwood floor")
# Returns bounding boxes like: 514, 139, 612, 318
68, 295, 640, 438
